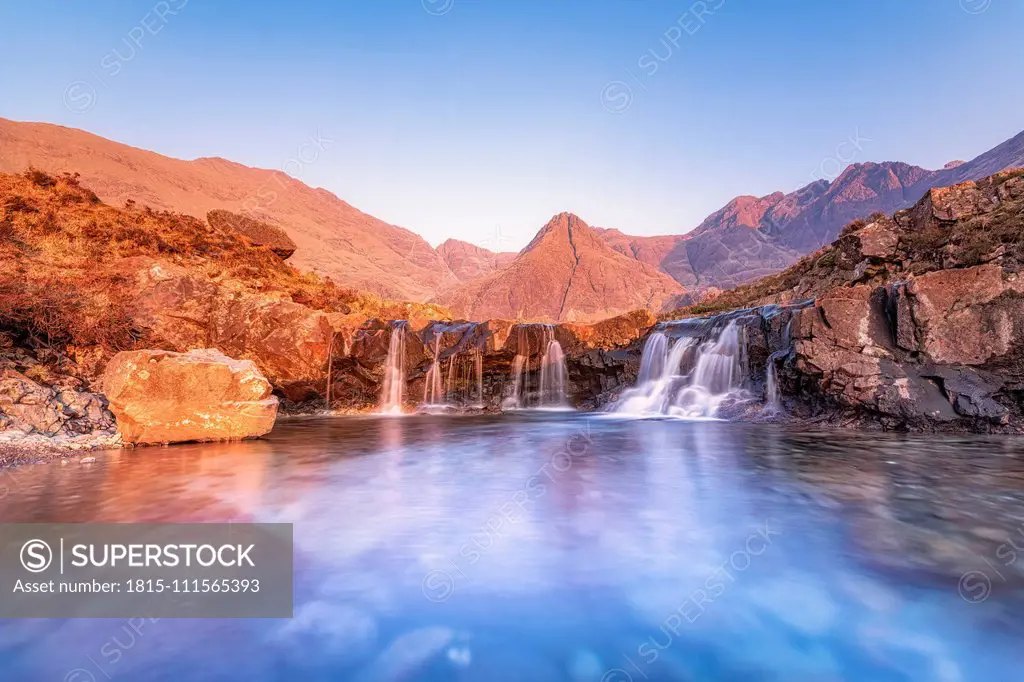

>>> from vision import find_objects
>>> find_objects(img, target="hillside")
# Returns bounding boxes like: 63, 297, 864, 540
436, 213, 685, 322
0, 118, 457, 301
0, 169, 447, 401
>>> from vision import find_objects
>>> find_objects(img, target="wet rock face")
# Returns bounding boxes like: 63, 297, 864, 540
329, 311, 653, 412
101, 349, 278, 445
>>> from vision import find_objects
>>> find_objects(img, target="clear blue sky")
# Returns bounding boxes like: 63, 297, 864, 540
1, 0, 1022, 250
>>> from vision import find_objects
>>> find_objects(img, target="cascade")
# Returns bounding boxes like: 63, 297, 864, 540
762, 318, 793, 415
539, 327, 568, 408
763, 350, 787, 415
613, 317, 750, 418
504, 324, 569, 409
418, 322, 486, 411
474, 349, 484, 408
423, 336, 444, 406
378, 321, 408, 414
504, 326, 531, 409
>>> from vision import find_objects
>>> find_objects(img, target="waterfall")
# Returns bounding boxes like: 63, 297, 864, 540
762, 317, 793, 416
423, 336, 444, 406
613, 319, 750, 419
503, 324, 569, 409
539, 333, 568, 408
506, 354, 528, 409
763, 350, 787, 415
474, 349, 484, 409
378, 321, 408, 414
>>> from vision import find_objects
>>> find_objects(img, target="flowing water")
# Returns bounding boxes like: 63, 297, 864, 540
378, 321, 408, 414
539, 336, 568, 409
423, 337, 444, 407
2, 414, 1023, 681
505, 325, 569, 409
614, 319, 750, 418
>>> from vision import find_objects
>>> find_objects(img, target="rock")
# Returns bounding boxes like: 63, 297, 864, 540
894, 265, 1024, 365
207, 209, 297, 259
0, 369, 114, 437
211, 296, 335, 402
102, 349, 278, 445
126, 257, 336, 401
559, 309, 657, 353
854, 218, 898, 260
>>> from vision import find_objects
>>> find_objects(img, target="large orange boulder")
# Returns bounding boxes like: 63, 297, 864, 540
102, 349, 278, 445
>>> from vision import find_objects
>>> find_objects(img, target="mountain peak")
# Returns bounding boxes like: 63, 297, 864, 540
438, 212, 685, 322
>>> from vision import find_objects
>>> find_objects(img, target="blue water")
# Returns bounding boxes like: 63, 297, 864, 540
2, 414, 1023, 681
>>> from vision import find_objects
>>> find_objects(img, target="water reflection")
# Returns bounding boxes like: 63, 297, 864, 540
1, 414, 1023, 680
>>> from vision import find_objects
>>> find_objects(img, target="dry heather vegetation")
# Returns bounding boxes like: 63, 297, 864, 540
0, 169, 447, 355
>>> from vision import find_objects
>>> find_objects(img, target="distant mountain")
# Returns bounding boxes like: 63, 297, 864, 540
436, 238, 517, 282
0, 118, 457, 301
436, 213, 685, 322
601, 129, 1024, 290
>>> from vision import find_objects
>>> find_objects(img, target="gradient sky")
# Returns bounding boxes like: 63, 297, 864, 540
1, 0, 1022, 251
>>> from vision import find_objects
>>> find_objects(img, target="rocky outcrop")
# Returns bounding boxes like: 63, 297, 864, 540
122, 258, 337, 402
745, 172, 1024, 430
102, 349, 278, 445
207, 210, 297, 259
0, 369, 114, 437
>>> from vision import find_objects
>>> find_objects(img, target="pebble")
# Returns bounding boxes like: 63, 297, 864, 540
79, 457, 97, 464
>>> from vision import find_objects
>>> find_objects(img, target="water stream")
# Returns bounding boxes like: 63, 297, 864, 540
2, 415, 1022, 680
378, 321, 408, 414
614, 317, 751, 418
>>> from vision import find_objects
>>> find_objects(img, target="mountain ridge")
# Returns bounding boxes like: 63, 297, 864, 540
436, 212, 686, 322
